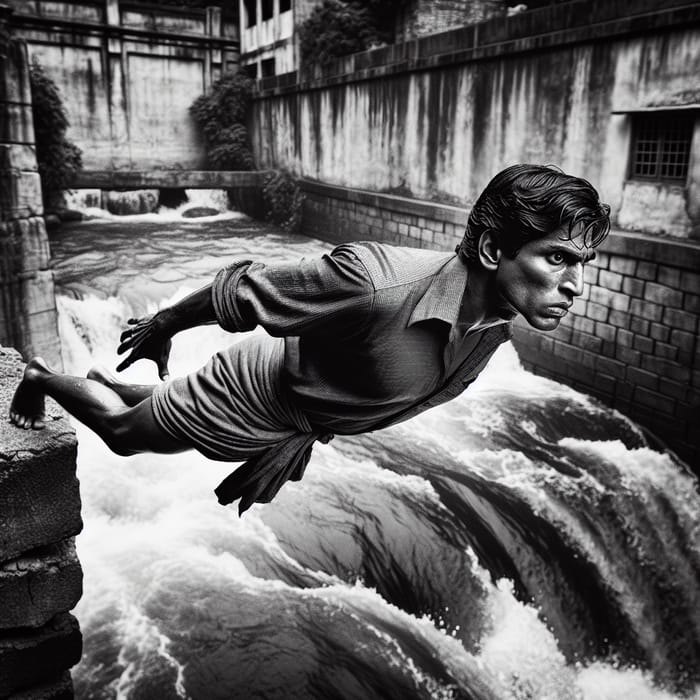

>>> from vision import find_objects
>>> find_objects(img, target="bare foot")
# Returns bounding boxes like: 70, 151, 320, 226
9, 357, 52, 430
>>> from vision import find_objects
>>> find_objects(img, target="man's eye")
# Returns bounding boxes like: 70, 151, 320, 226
547, 252, 565, 264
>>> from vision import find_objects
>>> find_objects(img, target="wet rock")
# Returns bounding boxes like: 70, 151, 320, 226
182, 206, 220, 218
56, 210, 83, 223
0, 613, 82, 697
105, 189, 159, 215
0, 540, 83, 629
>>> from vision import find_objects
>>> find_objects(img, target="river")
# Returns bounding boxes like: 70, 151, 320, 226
49, 196, 700, 700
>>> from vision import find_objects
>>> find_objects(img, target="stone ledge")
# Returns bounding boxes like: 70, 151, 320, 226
6, 672, 73, 700
0, 348, 81, 562
0, 613, 81, 698
72, 169, 270, 190
0, 540, 82, 630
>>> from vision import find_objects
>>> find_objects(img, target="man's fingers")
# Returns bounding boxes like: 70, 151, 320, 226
115, 357, 131, 373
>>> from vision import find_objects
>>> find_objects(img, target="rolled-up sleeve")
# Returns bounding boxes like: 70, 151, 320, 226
211, 244, 374, 337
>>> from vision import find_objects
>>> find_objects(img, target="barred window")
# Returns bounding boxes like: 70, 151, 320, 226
630, 113, 693, 182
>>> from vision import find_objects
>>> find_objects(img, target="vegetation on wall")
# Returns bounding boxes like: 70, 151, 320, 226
262, 170, 304, 235
299, 0, 409, 70
29, 58, 82, 211
190, 71, 255, 170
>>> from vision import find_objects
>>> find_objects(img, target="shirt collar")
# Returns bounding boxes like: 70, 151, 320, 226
408, 254, 469, 329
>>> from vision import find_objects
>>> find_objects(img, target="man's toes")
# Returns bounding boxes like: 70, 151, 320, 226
31, 416, 45, 429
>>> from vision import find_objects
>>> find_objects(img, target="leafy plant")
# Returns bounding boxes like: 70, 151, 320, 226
262, 170, 304, 234
299, 0, 409, 70
190, 71, 255, 170
29, 58, 82, 211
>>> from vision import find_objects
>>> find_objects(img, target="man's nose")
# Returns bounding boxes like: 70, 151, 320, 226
560, 263, 584, 298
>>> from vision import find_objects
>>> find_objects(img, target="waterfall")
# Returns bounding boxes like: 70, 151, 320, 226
50, 217, 699, 700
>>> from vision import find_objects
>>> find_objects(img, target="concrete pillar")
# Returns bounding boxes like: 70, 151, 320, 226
0, 6, 62, 368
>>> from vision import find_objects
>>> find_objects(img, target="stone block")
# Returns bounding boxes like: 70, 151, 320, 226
655, 342, 678, 362
7, 672, 73, 700
630, 299, 663, 322
0, 540, 82, 630
608, 310, 631, 329
0, 145, 38, 173
0, 171, 43, 221
663, 308, 697, 333
587, 301, 608, 322
596, 356, 626, 379
632, 335, 653, 354
0, 349, 81, 562
629, 317, 649, 335
599, 269, 623, 291
641, 356, 690, 384
657, 265, 681, 289
622, 277, 644, 298
643, 282, 683, 308
634, 386, 676, 415
595, 322, 616, 342
627, 366, 659, 391
0, 613, 81, 697
617, 329, 633, 347
684, 294, 700, 314
0, 103, 35, 144
611, 257, 636, 276
680, 270, 700, 295
615, 345, 641, 367
650, 322, 670, 342
636, 261, 657, 281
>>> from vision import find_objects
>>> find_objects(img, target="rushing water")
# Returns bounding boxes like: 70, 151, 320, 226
50, 196, 700, 700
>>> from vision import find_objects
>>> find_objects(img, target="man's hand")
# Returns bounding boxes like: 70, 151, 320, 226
117, 313, 173, 380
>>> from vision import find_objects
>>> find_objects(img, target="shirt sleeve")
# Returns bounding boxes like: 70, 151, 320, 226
211, 244, 374, 337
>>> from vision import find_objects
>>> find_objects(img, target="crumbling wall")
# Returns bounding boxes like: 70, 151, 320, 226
0, 347, 83, 698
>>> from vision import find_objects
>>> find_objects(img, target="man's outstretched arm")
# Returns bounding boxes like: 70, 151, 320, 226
117, 283, 217, 378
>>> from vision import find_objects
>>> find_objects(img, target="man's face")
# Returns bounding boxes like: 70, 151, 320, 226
494, 226, 596, 331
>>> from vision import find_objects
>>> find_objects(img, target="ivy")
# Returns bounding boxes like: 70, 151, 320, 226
190, 71, 255, 170
262, 170, 304, 235
29, 58, 82, 211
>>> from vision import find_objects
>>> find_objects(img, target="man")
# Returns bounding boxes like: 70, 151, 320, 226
9, 164, 610, 514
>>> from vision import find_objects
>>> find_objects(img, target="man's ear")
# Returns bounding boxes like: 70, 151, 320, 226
478, 232, 501, 271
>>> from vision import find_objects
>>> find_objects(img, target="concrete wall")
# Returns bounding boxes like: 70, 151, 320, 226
252, 0, 700, 240
395, 0, 504, 42
299, 179, 700, 467
0, 348, 82, 698
7, 0, 239, 170
0, 19, 62, 367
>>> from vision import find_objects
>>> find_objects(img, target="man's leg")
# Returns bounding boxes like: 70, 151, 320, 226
10, 358, 188, 456
86, 365, 155, 407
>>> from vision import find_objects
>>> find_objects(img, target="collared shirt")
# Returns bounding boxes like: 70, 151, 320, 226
212, 241, 512, 435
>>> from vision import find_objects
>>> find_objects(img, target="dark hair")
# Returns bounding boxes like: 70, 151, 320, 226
456, 164, 611, 263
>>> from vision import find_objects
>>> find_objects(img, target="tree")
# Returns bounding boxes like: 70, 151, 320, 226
299, 0, 410, 70
29, 58, 82, 211
190, 71, 255, 170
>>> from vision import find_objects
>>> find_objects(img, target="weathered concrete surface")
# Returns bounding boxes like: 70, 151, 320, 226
0, 348, 81, 562
0, 613, 81, 697
0, 32, 62, 368
0, 539, 82, 630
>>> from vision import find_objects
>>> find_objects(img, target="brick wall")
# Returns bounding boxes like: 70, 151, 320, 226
300, 180, 700, 468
